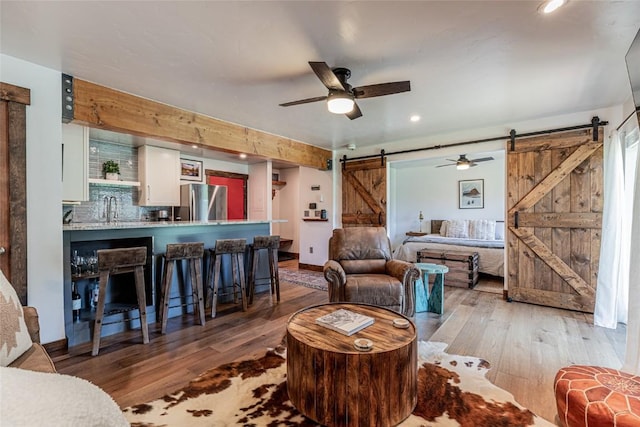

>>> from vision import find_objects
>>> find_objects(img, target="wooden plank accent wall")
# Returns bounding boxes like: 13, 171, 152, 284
71, 79, 332, 170
0, 82, 30, 305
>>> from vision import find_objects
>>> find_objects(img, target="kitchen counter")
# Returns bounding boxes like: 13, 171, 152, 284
62, 219, 284, 347
63, 219, 286, 231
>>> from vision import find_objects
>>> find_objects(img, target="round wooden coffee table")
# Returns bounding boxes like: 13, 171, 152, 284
286, 303, 417, 426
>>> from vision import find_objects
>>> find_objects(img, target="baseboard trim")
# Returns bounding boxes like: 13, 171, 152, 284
44, 337, 68, 353
298, 263, 323, 272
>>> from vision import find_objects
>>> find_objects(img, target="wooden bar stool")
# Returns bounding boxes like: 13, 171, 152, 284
248, 235, 280, 305
158, 242, 205, 334
206, 238, 247, 318
92, 247, 149, 356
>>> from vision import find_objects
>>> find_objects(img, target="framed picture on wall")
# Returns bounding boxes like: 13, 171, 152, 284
180, 158, 203, 182
459, 179, 484, 209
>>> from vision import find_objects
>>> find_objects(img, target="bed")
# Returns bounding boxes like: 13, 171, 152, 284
393, 219, 505, 277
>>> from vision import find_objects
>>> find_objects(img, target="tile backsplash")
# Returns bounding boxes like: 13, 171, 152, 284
63, 140, 170, 223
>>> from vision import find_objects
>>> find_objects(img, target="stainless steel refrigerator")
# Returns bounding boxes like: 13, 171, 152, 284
178, 184, 228, 221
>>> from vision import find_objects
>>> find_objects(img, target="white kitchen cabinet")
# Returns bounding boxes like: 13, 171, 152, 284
138, 145, 180, 206
62, 123, 89, 202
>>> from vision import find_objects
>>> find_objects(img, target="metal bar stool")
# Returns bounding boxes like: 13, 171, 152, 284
248, 235, 281, 305
206, 238, 247, 318
92, 247, 149, 356
158, 242, 206, 334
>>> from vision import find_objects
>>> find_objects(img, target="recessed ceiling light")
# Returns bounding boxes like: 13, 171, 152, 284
538, 0, 567, 14
191, 144, 198, 149
239, 153, 247, 159
410, 115, 421, 122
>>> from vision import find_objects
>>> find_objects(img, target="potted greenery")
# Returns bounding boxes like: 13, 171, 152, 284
102, 160, 120, 180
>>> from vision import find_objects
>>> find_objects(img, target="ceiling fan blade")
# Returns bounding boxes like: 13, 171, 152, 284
469, 157, 495, 163
279, 96, 327, 107
309, 61, 347, 91
345, 102, 363, 120
435, 164, 456, 168
353, 81, 411, 99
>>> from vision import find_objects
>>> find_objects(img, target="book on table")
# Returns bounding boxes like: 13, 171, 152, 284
315, 309, 375, 336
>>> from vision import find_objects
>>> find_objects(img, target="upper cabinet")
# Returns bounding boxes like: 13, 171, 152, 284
138, 145, 180, 206
62, 124, 89, 202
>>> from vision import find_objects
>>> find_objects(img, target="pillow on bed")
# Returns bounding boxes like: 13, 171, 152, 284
469, 219, 496, 240
439, 221, 449, 236
495, 221, 505, 240
446, 219, 469, 238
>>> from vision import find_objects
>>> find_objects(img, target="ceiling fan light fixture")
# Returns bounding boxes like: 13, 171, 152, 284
538, 0, 567, 14
327, 91, 355, 114
456, 163, 470, 170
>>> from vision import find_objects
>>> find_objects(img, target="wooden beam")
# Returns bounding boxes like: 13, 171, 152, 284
512, 129, 593, 153
344, 158, 386, 171
507, 142, 602, 214
0, 82, 30, 105
508, 287, 594, 313
508, 212, 602, 228
72, 79, 331, 170
509, 227, 594, 299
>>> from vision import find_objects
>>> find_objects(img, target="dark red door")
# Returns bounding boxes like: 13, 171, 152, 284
208, 176, 246, 220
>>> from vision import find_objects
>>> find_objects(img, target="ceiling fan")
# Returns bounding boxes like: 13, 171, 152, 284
435, 154, 495, 170
279, 61, 411, 120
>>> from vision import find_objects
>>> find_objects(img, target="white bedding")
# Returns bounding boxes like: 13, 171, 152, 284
393, 235, 505, 277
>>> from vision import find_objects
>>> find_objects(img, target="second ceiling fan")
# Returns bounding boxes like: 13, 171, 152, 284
279, 61, 411, 120
436, 154, 495, 170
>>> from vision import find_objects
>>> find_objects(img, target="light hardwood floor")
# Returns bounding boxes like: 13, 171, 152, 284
54, 262, 626, 424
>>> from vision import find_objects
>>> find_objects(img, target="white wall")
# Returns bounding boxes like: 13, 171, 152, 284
1, 54, 65, 343
298, 166, 333, 266
278, 167, 300, 253
201, 156, 248, 176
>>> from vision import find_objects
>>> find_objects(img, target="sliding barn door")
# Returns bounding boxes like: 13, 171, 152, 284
0, 82, 29, 304
506, 128, 603, 313
342, 158, 386, 228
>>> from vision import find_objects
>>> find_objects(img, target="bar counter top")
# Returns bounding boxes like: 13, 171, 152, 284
63, 219, 286, 232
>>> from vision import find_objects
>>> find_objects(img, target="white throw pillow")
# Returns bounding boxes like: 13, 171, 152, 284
495, 221, 505, 240
0, 270, 33, 366
469, 219, 496, 240
439, 220, 449, 236
446, 219, 469, 238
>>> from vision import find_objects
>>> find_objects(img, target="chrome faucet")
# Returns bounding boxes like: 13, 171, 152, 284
103, 196, 118, 223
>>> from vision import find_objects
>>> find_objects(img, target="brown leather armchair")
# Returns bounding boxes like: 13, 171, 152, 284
323, 227, 420, 316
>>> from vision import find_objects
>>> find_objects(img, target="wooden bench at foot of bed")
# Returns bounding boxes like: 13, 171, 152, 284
417, 249, 479, 288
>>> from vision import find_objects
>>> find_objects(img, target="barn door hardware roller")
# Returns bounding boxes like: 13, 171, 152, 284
340, 116, 607, 163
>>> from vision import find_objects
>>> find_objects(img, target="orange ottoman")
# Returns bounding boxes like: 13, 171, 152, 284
554, 365, 640, 427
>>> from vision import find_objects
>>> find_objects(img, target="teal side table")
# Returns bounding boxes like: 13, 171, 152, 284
414, 263, 449, 315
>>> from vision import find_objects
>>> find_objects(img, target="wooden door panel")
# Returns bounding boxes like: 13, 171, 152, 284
342, 159, 386, 228
0, 101, 9, 279
507, 128, 603, 313
534, 149, 553, 288
0, 82, 29, 304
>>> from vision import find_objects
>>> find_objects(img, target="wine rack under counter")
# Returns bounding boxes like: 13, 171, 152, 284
65, 236, 154, 347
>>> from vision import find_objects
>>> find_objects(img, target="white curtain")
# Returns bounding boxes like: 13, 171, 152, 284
624, 128, 640, 374
594, 131, 628, 328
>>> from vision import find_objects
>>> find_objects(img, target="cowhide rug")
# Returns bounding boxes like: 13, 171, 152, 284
123, 341, 553, 426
